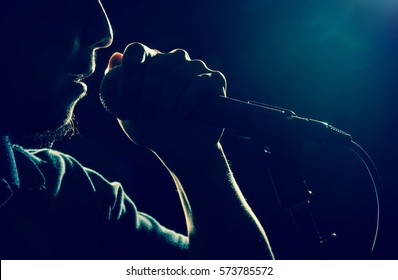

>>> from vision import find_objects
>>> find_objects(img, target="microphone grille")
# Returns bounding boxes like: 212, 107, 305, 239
99, 65, 123, 117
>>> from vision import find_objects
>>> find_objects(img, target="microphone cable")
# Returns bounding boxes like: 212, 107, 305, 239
349, 140, 382, 254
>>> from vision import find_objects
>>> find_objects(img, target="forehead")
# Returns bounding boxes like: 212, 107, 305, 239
2, 0, 98, 17
1, 0, 102, 29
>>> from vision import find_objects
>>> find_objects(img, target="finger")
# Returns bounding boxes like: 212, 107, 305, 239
105, 52, 123, 75
139, 49, 191, 116
175, 71, 227, 120
155, 59, 212, 118
117, 43, 160, 119
122, 42, 159, 77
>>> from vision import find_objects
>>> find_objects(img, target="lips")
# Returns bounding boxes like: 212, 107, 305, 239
64, 70, 91, 98
67, 53, 96, 82
66, 52, 96, 95
68, 71, 94, 82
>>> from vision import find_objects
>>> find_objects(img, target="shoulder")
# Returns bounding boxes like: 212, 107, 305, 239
15, 145, 84, 171
13, 145, 124, 212
13, 145, 83, 180
14, 145, 114, 185
12, 146, 189, 258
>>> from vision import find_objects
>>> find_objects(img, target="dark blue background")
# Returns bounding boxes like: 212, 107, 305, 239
55, 0, 398, 259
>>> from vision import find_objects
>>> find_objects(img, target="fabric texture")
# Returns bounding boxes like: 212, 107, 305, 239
0, 142, 188, 259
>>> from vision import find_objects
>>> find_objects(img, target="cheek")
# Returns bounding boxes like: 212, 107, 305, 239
9, 33, 78, 95
2, 37, 69, 95
0, 3, 83, 133
2, 2, 81, 72
1, 43, 74, 119
2, 53, 64, 108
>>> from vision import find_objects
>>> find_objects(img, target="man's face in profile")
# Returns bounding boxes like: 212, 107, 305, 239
0, 1, 112, 140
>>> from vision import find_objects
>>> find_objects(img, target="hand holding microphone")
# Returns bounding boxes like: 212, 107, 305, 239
100, 43, 277, 259
101, 43, 352, 152
100, 42, 227, 159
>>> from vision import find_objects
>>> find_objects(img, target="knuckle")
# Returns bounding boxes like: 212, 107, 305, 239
211, 70, 225, 80
189, 59, 208, 71
190, 72, 225, 93
123, 42, 147, 62
123, 42, 158, 67
209, 71, 227, 96
170, 48, 190, 61
210, 71, 227, 88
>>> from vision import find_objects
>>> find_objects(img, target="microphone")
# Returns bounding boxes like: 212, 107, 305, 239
100, 65, 352, 147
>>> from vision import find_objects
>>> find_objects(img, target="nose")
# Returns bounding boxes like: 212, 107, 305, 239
80, 1, 113, 50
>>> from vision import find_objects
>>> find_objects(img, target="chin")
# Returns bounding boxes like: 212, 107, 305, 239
2, 81, 85, 147
11, 118, 76, 149
7, 102, 78, 148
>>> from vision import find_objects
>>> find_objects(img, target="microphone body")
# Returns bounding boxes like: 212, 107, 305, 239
195, 96, 352, 146
100, 65, 352, 147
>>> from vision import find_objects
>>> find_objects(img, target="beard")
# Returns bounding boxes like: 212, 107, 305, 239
4, 85, 86, 149
10, 114, 79, 149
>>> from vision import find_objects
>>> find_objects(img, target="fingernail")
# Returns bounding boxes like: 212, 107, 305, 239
105, 52, 123, 74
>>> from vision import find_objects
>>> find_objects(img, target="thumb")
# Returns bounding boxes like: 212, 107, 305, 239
122, 42, 159, 77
